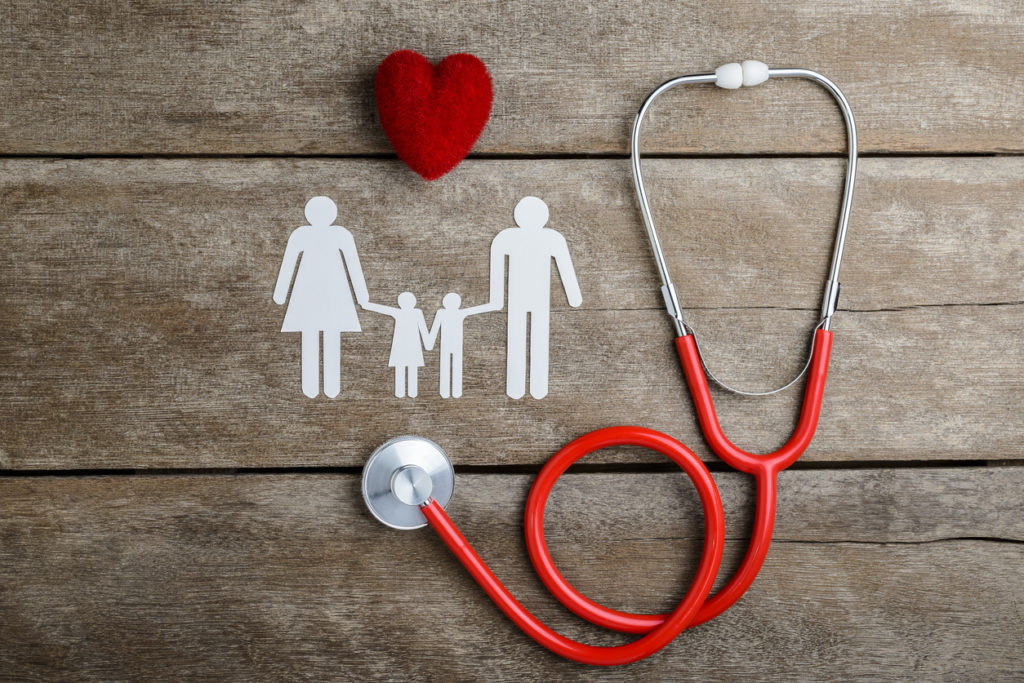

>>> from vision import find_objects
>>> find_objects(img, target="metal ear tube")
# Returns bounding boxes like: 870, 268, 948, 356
631, 61, 857, 392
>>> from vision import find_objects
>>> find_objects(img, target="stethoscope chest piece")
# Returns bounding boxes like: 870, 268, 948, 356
362, 435, 455, 530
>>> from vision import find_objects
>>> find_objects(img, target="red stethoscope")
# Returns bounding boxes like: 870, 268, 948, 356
362, 62, 858, 666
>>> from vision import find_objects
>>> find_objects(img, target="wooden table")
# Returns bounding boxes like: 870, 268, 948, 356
2, 2, 1022, 679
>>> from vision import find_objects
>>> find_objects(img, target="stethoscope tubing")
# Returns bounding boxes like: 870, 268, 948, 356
679, 329, 834, 475
421, 426, 726, 667
416, 330, 832, 666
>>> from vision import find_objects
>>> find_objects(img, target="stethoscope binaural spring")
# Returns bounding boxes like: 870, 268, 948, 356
363, 60, 858, 667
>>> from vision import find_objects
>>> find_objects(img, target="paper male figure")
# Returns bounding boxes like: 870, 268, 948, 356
427, 293, 493, 398
488, 196, 582, 399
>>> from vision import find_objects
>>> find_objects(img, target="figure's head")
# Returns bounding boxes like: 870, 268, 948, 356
442, 293, 461, 309
513, 196, 549, 230
304, 196, 338, 227
398, 292, 416, 309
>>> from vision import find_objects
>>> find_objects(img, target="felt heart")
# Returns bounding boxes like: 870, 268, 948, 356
375, 50, 493, 181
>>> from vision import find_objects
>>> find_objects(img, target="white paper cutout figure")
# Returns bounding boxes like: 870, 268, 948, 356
427, 293, 495, 398
273, 196, 369, 398
364, 293, 434, 398
487, 196, 582, 399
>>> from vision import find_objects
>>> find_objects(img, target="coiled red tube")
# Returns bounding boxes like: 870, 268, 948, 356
421, 427, 724, 666
419, 330, 833, 666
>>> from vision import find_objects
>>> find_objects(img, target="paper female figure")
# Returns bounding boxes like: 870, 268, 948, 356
273, 196, 370, 398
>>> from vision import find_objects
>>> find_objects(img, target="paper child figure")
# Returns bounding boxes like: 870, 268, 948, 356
273, 196, 370, 399
364, 293, 434, 398
427, 293, 495, 398
488, 196, 582, 399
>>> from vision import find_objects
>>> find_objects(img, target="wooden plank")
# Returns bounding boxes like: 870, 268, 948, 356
1, 158, 1021, 469
1, 469, 1021, 679
1, 2, 1022, 155
2, 304, 1021, 469
1, 157, 1019, 313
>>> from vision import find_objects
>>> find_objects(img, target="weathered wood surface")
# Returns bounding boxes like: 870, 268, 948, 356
1, 468, 1021, 680
2, 1, 1023, 155
1, 158, 1021, 469
2, 1, 1021, 681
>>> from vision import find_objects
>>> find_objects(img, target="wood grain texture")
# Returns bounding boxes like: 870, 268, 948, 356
1, 1, 1023, 155
2, 3, 1020, 681
1, 158, 1021, 469
1, 469, 1021, 680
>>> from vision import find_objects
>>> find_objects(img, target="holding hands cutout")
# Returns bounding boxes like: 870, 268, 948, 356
275, 196, 580, 400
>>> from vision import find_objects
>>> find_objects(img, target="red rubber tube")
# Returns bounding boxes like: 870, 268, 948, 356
422, 427, 724, 666
676, 328, 833, 476
674, 327, 834, 625
419, 330, 833, 665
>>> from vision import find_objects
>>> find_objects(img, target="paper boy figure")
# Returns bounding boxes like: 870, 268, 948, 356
427, 293, 494, 398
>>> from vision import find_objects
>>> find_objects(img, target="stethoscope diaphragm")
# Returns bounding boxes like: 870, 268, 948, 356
361, 435, 455, 530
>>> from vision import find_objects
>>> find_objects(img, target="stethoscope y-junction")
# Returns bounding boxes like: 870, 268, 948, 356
362, 60, 858, 666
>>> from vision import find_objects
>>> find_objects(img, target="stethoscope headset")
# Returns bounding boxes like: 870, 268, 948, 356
362, 60, 858, 666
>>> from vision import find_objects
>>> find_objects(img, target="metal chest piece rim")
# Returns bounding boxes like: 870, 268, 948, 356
362, 435, 455, 530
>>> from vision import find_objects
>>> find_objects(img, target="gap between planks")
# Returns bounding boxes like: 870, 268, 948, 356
0, 152, 1022, 161
2, 459, 1022, 479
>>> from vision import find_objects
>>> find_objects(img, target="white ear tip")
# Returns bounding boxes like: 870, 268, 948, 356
742, 60, 769, 86
714, 62, 743, 89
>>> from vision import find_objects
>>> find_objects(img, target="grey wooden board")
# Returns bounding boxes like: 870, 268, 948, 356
1, 2, 1023, 155
1, 468, 1021, 680
2, 2, 1021, 681
2, 157, 1022, 312
0, 158, 1021, 469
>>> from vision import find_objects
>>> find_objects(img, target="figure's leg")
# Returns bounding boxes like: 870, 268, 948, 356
506, 310, 528, 399
439, 352, 451, 398
452, 350, 463, 398
529, 311, 550, 399
408, 366, 418, 398
394, 366, 405, 398
301, 331, 319, 398
323, 331, 341, 398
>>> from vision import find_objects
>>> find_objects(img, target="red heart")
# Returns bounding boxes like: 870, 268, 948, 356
375, 51, 493, 181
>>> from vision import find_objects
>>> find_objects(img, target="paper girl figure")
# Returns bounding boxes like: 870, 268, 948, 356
364, 293, 435, 398
427, 293, 497, 398
273, 196, 370, 398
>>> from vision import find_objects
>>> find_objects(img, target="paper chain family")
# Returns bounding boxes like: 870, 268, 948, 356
273, 196, 582, 400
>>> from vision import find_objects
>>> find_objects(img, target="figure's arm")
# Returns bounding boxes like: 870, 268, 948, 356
419, 311, 438, 350
553, 234, 583, 307
362, 302, 398, 317
272, 232, 302, 305
462, 303, 499, 316
341, 233, 371, 307
488, 236, 507, 310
